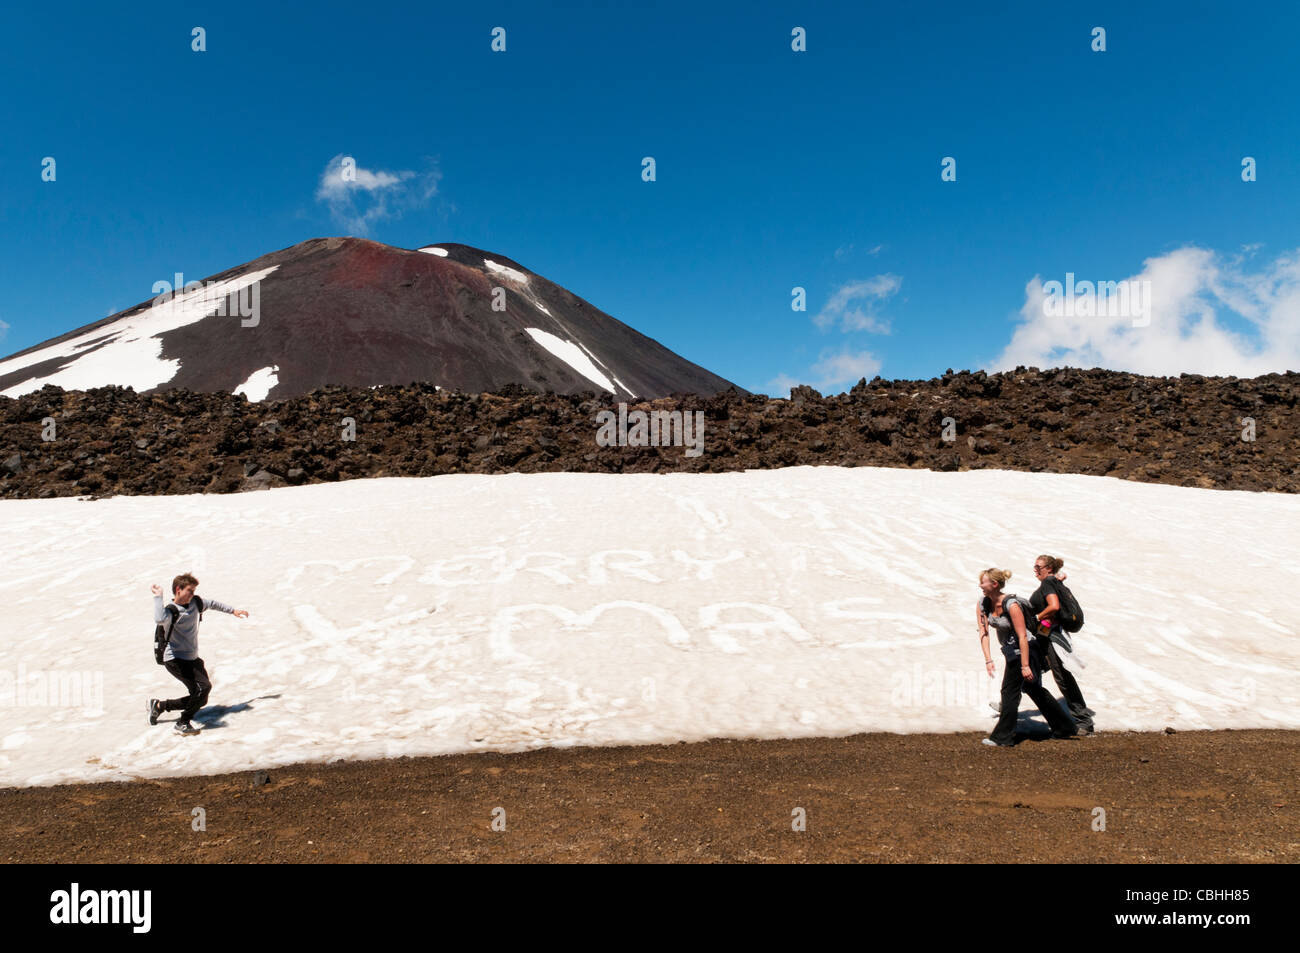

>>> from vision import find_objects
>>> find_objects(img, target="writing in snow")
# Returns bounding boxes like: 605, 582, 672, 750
595, 404, 705, 458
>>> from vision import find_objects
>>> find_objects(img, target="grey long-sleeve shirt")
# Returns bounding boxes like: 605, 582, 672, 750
154, 594, 235, 662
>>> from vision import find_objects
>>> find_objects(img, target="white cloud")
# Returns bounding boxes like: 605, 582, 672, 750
768, 348, 882, 396
774, 274, 898, 394
810, 348, 883, 392
314, 154, 442, 236
814, 275, 900, 333
995, 246, 1300, 377
833, 243, 884, 261
765, 372, 803, 395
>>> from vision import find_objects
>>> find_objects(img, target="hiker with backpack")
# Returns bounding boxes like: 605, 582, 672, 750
148, 573, 249, 735
976, 568, 1077, 747
1030, 554, 1095, 734
984, 564, 1071, 714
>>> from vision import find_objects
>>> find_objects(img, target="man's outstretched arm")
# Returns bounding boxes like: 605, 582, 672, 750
203, 598, 250, 619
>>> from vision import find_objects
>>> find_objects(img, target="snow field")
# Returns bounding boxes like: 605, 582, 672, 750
0, 465, 1296, 787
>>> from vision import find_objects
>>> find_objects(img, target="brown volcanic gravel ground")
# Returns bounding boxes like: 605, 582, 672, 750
1, 730, 1295, 863
1, 365, 1298, 498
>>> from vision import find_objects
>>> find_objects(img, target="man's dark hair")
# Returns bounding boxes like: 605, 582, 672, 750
171, 572, 199, 595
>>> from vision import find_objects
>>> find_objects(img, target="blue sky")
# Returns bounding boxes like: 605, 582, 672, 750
2, 0, 1298, 393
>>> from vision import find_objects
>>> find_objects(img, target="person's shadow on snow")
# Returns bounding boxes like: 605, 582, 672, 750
192, 693, 281, 730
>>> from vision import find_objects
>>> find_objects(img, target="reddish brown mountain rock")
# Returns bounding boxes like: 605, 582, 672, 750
0, 237, 741, 402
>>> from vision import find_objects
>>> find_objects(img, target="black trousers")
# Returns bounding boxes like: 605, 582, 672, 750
162, 657, 211, 722
990, 642, 1076, 744
1043, 639, 1094, 730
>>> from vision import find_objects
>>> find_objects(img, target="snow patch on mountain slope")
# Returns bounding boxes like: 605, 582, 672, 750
483, 257, 562, 320
0, 266, 280, 398
525, 328, 616, 392
484, 259, 530, 284
419, 247, 449, 257
233, 366, 280, 402
576, 340, 636, 398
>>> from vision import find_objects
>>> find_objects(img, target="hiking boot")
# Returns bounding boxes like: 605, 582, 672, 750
988, 700, 1001, 714
148, 698, 162, 726
982, 738, 1014, 747
174, 720, 199, 735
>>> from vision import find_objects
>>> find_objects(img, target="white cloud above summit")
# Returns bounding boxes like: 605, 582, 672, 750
314, 154, 442, 236
996, 245, 1300, 377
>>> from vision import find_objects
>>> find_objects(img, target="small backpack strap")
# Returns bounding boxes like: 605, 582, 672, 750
164, 604, 181, 641
1002, 595, 1032, 627
192, 595, 205, 620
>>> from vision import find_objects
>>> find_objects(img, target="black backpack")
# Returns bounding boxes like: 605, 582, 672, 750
1055, 583, 1085, 633
1003, 595, 1040, 637
153, 596, 205, 664
986, 595, 1041, 647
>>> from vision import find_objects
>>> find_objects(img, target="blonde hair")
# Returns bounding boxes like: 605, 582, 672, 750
980, 568, 1012, 589
1037, 554, 1064, 574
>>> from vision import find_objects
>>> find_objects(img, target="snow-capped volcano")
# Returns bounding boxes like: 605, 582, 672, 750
0, 237, 742, 401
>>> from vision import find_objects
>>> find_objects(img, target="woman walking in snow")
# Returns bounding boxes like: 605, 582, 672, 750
976, 568, 1076, 746
1029, 554, 1096, 734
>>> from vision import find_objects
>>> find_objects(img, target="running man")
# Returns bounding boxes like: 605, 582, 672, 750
148, 573, 249, 734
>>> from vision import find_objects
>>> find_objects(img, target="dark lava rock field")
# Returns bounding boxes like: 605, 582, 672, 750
1, 366, 1296, 499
